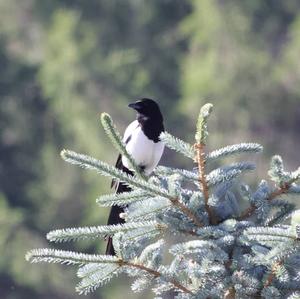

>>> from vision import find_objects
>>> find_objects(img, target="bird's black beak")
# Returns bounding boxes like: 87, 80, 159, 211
128, 101, 142, 111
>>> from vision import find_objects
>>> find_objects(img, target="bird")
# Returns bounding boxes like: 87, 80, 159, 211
106, 98, 165, 255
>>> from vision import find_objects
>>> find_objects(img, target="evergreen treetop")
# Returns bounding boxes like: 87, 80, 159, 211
26, 104, 300, 298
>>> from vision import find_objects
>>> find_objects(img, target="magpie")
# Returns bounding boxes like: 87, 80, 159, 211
106, 98, 165, 255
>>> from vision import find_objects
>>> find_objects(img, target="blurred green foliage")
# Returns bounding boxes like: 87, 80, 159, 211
180, 0, 300, 167
0, 1, 299, 298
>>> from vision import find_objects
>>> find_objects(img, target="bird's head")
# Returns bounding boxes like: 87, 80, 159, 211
128, 98, 163, 122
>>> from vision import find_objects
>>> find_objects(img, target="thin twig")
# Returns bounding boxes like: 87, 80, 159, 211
120, 260, 193, 294
224, 287, 236, 299
154, 172, 205, 228
178, 228, 198, 236
223, 248, 235, 299
263, 260, 283, 288
170, 197, 204, 227
195, 143, 217, 224
237, 182, 291, 221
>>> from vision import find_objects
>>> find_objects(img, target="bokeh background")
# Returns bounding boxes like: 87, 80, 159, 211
1, 1, 300, 298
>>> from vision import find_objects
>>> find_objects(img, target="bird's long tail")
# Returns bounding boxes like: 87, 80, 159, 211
105, 181, 131, 255
106, 237, 115, 255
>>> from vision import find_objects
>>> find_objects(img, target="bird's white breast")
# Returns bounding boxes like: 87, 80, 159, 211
122, 120, 164, 175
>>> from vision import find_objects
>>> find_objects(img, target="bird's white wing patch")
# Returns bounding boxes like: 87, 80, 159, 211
123, 120, 139, 143
148, 141, 164, 174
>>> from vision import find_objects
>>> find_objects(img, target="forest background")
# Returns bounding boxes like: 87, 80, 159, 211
1, 1, 300, 298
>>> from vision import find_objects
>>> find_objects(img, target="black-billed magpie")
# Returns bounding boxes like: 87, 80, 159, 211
106, 98, 165, 255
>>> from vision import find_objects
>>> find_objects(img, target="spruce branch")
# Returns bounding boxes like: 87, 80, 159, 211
96, 190, 151, 207
224, 249, 236, 299
265, 200, 295, 227
156, 162, 255, 187
263, 260, 283, 289
155, 166, 198, 181
100, 113, 147, 180
237, 180, 295, 221
61, 150, 203, 228
195, 103, 213, 145
60, 149, 169, 197
169, 197, 204, 227
243, 227, 298, 246
47, 221, 160, 243
206, 162, 255, 187
76, 263, 122, 294
238, 155, 300, 221
195, 143, 216, 225
194, 103, 216, 225
159, 131, 195, 160
268, 155, 286, 185
26, 248, 119, 265
26, 249, 191, 294
119, 260, 193, 294
206, 143, 263, 163
126, 197, 171, 221
118, 223, 166, 242
224, 287, 236, 299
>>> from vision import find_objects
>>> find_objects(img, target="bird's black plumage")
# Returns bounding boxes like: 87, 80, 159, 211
105, 98, 164, 255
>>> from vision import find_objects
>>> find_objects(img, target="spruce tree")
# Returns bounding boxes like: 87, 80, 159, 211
26, 104, 300, 298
